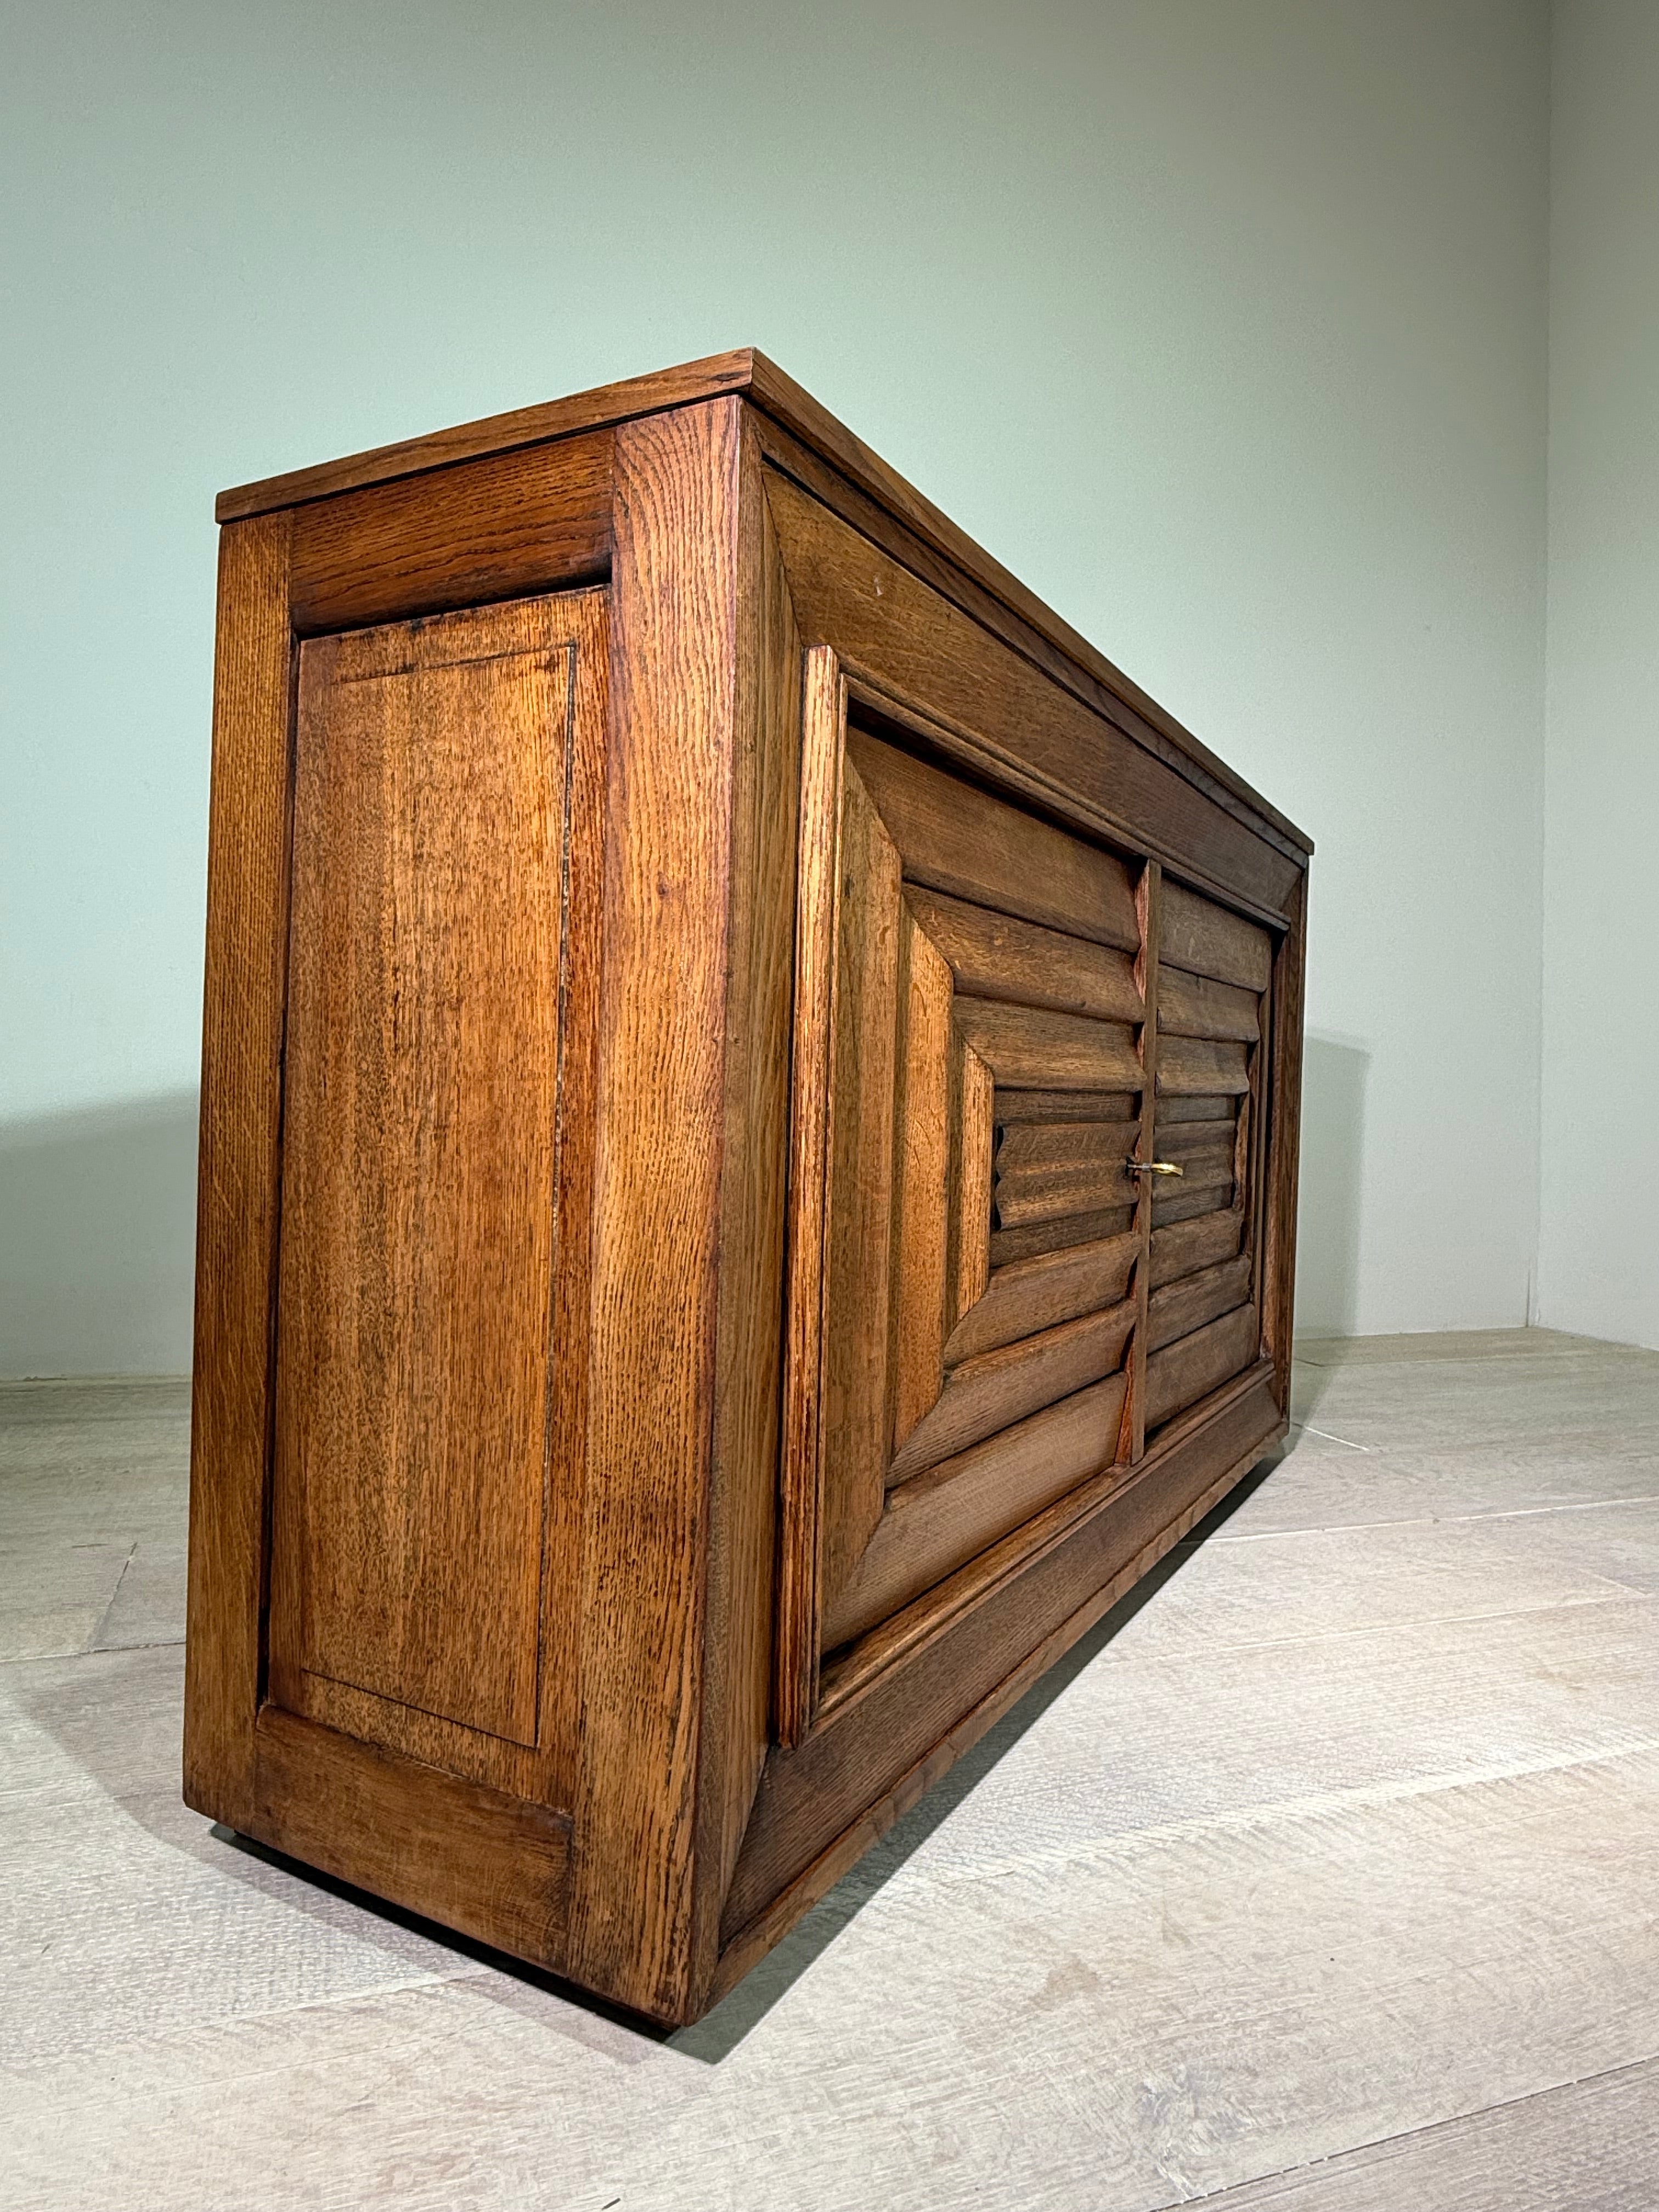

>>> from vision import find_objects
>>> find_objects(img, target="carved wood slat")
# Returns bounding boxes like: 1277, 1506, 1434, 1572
995, 1087, 1140, 1124
1157, 964, 1262, 1043
905, 887, 1144, 1023
844, 726, 1142, 949
822, 1372, 1132, 1650
1160, 878, 1273, 991
891, 910, 957, 1450
944, 1231, 1141, 1365
1150, 1206, 1247, 1288
887, 1297, 1138, 1485
950, 1042, 996, 1324
1148, 1252, 1255, 1353
1160, 1035, 1252, 1094
817, 758, 903, 1623
993, 1119, 1143, 1228
991, 1203, 1137, 1270
1145, 1304, 1262, 1428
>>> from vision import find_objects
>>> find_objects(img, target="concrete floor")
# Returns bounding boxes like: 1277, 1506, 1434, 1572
5, 1329, 1659, 2209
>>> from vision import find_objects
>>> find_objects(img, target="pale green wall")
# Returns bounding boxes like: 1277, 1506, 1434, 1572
1540, 0, 1659, 1350
1, 0, 1551, 1372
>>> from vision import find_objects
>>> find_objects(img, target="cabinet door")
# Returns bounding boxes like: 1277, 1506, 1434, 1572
1143, 878, 1274, 1435
785, 693, 1154, 1672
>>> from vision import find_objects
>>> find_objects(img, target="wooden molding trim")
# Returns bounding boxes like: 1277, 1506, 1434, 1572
775, 646, 847, 1746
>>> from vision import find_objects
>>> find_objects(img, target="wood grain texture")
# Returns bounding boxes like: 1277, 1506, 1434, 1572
251, 1706, 571, 1968
287, 430, 613, 634
1156, 1177, 1238, 1232
888, 1300, 1136, 1485
991, 1203, 1137, 1269
994, 1087, 1139, 1124
817, 758, 903, 1620
956, 1000, 1143, 1091
1146, 1302, 1261, 1429
1148, 1252, 1254, 1353
825, 1372, 1130, 1649
273, 596, 582, 1748
904, 885, 1143, 1022
1154, 1178, 1238, 1228
183, 511, 294, 1832
1161, 878, 1273, 991
696, 420, 802, 1932
993, 1118, 1141, 1227
890, 910, 955, 1449
1157, 962, 1261, 1042
1151, 1205, 1248, 1289
775, 647, 845, 1747
945, 1231, 1141, 1364
950, 1042, 995, 1323
189, 361, 1310, 2030
1156, 1118, 1243, 1167
1153, 1140, 1237, 1200
1194, 2061, 1659, 2211
567, 399, 742, 2023
726, 1368, 1284, 1937
776, 479, 1302, 919
845, 725, 1141, 948
1159, 1034, 1252, 1096
1156, 1091, 1238, 1124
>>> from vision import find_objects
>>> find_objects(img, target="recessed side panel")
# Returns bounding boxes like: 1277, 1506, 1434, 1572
272, 593, 596, 1750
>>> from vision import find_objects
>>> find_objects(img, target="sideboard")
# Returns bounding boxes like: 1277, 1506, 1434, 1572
183, 348, 1311, 2025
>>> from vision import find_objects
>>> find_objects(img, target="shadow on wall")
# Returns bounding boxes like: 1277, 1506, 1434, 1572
1295, 1032, 1368, 1339
0, 1093, 199, 1378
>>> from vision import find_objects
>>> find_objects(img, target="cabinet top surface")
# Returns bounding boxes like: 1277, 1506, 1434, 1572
216, 347, 1311, 857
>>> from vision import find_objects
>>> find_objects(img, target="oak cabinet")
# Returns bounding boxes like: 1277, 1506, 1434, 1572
184, 350, 1310, 2027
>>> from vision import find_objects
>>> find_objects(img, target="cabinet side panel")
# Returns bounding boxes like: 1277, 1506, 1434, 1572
273, 597, 583, 1748
184, 511, 294, 1829
567, 399, 742, 2023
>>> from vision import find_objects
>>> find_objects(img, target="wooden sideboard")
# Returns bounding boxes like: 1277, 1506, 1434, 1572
184, 349, 1310, 2027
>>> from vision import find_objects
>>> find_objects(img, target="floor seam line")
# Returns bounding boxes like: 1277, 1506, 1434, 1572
1134, 1591, 1637, 1659
877, 1733, 1659, 1902
1165, 2047, 1659, 2207
83, 1542, 137, 1652
1212, 1493, 1659, 1542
